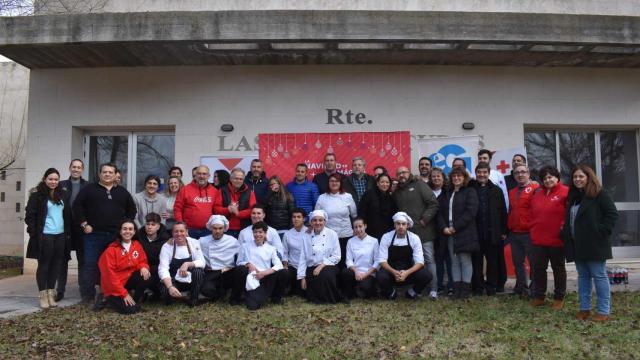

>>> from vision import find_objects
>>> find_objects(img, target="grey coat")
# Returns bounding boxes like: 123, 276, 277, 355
392, 177, 439, 243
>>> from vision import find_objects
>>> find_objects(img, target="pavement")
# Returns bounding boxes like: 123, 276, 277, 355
0, 260, 638, 319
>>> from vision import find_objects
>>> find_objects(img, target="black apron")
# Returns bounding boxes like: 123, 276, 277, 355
169, 240, 193, 279
387, 232, 413, 271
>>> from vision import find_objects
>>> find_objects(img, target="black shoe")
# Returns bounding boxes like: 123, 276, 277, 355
387, 289, 398, 300
55, 291, 64, 302
229, 298, 242, 306
272, 298, 284, 305
405, 288, 418, 300
92, 293, 106, 312
486, 288, 497, 296
447, 288, 454, 296
188, 298, 199, 307
496, 287, 505, 293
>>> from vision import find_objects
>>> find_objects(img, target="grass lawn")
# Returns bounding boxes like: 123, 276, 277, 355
0, 256, 22, 280
0, 291, 638, 359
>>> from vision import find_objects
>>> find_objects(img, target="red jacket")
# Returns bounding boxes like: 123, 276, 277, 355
508, 181, 540, 233
213, 183, 256, 231
530, 183, 569, 247
173, 182, 218, 230
98, 240, 149, 298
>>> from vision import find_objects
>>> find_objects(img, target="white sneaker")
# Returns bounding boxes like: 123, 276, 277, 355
429, 291, 438, 300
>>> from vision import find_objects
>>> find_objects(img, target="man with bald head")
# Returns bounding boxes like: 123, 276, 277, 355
392, 166, 440, 299
174, 165, 218, 239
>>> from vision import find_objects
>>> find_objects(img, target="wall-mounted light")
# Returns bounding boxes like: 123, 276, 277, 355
462, 122, 475, 130
220, 124, 234, 132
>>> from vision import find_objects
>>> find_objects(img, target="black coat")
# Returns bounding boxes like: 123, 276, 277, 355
25, 187, 72, 260
59, 177, 88, 251
263, 191, 294, 231
358, 187, 397, 241
342, 173, 376, 205
470, 180, 508, 246
437, 186, 479, 254
561, 189, 618, 263
136, 225, 170, 267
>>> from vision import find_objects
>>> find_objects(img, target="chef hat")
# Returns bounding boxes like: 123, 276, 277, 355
309, 209, 328, 222
392, 212, 414, 228
206, 215, 229, 231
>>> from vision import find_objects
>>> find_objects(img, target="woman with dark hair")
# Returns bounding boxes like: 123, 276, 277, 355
213, 170, 230, 190
529, 166, 569, 309
25, 168, 71, 309
134, 174, 168, 228
164, 175, 184, 232
430, 168, 454, 296
437, 167, 479, 299
341, 218, 379, 299
314, 173, 357, 268
263, 175, 295, 238
562, 165, 618, 322
358, 173, 397, 241
97, 219, 152, 314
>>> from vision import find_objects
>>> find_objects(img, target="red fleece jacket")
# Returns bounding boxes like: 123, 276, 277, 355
530, 183, 569, 247
99, 240, 149, 298
508, 182, 540, 233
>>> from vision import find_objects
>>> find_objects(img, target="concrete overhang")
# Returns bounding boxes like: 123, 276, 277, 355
2, 10, 640, 68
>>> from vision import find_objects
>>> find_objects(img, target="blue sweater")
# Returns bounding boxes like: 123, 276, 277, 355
286, 178, 319, 216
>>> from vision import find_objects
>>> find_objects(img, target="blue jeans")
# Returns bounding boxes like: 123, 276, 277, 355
448, 237, 473, 283
188, 228, 211, 239
81, 231, 114, 298
575, 261, 611, 315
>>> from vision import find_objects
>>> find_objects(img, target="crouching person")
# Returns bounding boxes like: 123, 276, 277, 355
136, 212, 170, 300
235, 221, 289, 310
377, 212, 431, 300
199, 215, 243, 304
98, 219, 152, 314
158, 222, 205, 307
341, 218, 379, 299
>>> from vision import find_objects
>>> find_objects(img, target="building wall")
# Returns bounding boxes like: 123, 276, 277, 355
0, 62, 28, 257
35, 0, 640, 16
24, 65, 640, 270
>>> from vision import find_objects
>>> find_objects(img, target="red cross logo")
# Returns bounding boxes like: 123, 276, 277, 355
496, 160, 510, 174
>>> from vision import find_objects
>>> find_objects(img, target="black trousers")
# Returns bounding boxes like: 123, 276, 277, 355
235, 267, 289, 310
159, 268, 205, 305
105, 272, 150, 315
376, 267, 431, 298
473, 242, 507, 295
201, 268, 243, 302
337, 237, 350, 269
340, 268, 377, 299
532, 245, 567, 300
305, 265, 343, 304
285, 266, 304, 297
36, 234, 66, 291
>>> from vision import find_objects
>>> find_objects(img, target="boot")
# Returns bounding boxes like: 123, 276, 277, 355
530, 298, 545, 307
452, 282, 462, 300
576, 310, 591, 320
592, 313, 609, 322
47, 289, 58, 308
39, 290, 50, 309
551, 299, 564, 310
460, 282, 471, 300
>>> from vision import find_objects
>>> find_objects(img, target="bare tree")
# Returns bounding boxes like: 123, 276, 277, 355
0, 71, 26, 174
1, 0, 107, 16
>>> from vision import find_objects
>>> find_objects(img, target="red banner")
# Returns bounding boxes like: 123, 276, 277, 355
259, 132, 411, 181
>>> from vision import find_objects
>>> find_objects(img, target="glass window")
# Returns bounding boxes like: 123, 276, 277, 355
559, 131, 595, 184
0, 192, 4, 202
611, 210, 640, 247
524, 131, 556, 179
15, 202, 20, 213
135, 135, 175, 193
88, 136, 129, 189
0, 170, 5, 180
16, 181, 21, 191
600, 131, 639, 202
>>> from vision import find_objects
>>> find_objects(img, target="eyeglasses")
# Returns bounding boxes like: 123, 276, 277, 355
514, 170, 529, 175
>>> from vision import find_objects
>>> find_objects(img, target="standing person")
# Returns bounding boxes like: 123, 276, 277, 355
57, 159, 87, 302
237, 205, 285, 259
314, 173, 357, 268
164, 175, 183, 232
214, 168, 256, 238
136, 212, 169, 300
429, 168, 454, 296
357, 173, 397, 241
504, 154, 527, 192
97, 220, 152, 314
313, 153, 339, 194
341, 218, 379, 299
297, 210, 344, 304
417, 157, 432, 184
158, 222, 206, 307
173, 165, 217, 239
562, 165, 618, 322
263, 175, 295, 237
508, 164, 540, 298
530, 166, 569, 309
199, 215, 243, 304
244, 159, 269, 204
25, 168, 71, 309
133, 175, 168, 228
392, 166, 439, 300
213, 170, 230, 190
470, 163, 508, 296
377, 212, 431, 300
168, 166, 183, 179
282, 208, 307, 296
342, 157, 375, 205
74, 163, 136, 302
235, 221, 289, 310
477, 149, 509, 211
286, 163, 319, 221
437, 167, 479, 300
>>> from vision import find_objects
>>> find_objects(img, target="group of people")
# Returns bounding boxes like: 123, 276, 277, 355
25, 150, 618, 321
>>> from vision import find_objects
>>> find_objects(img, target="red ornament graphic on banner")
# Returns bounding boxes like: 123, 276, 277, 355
259, 132, 411, 181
